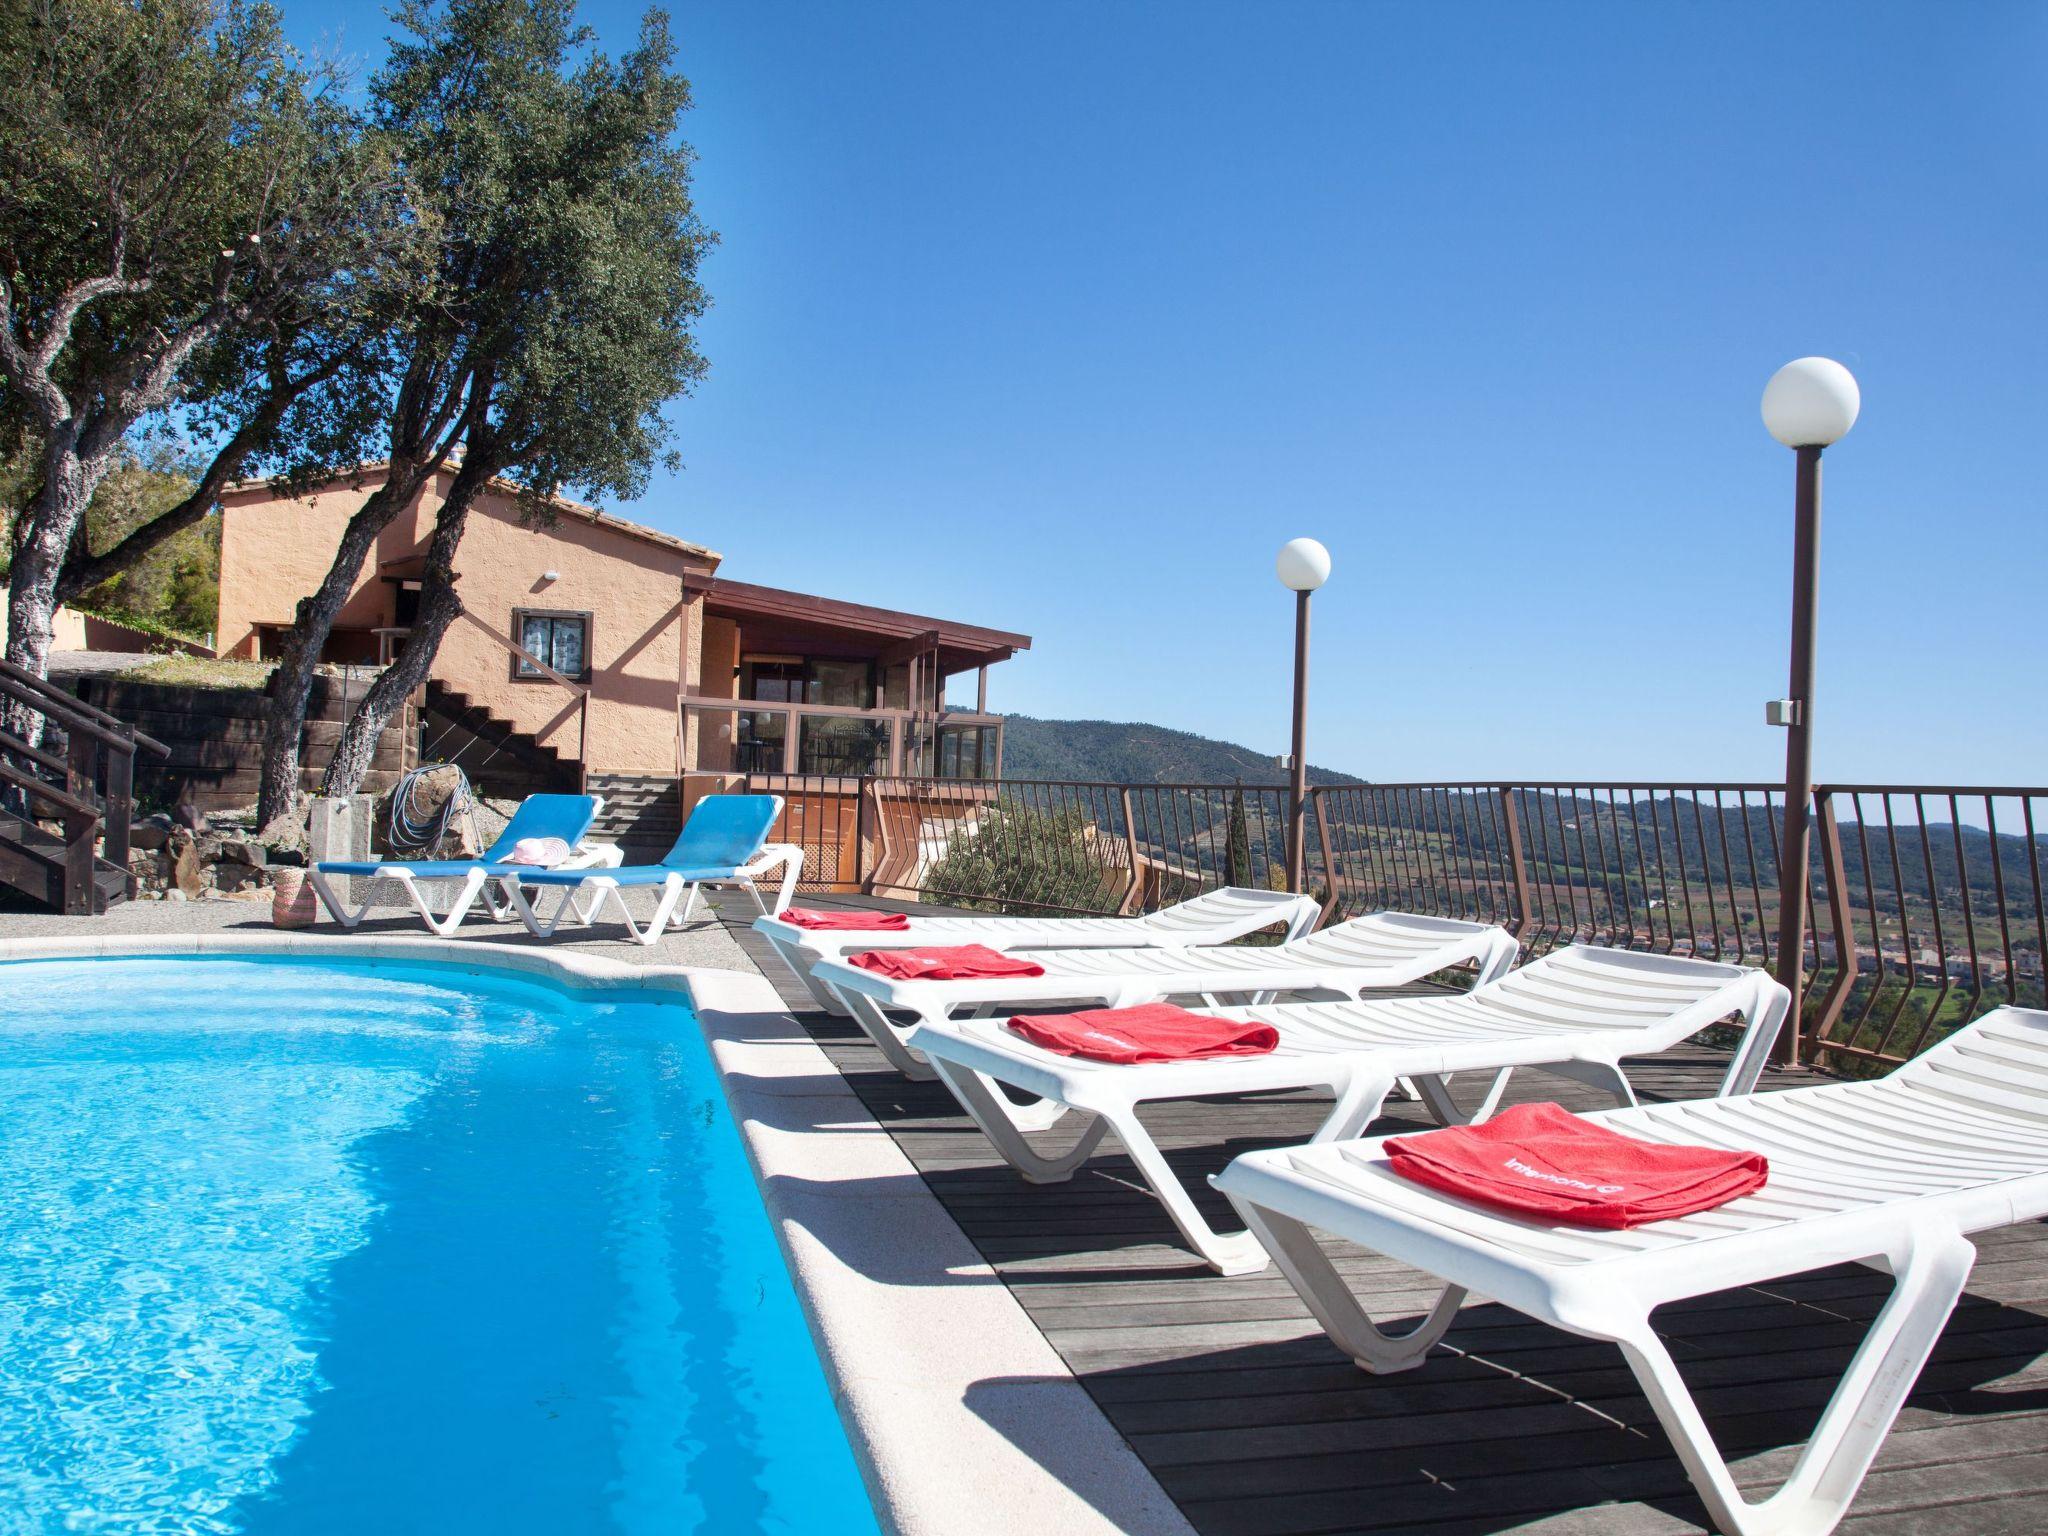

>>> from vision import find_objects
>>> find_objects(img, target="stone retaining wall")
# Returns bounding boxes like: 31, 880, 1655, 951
75, 675, 415, 814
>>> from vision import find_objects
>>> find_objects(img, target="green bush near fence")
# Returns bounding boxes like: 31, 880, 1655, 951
923, 800, 1126, 916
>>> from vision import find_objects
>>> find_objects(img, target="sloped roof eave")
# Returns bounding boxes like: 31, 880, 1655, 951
224, 459, 722, 566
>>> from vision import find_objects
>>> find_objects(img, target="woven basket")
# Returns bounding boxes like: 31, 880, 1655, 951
271, 867, 319, 929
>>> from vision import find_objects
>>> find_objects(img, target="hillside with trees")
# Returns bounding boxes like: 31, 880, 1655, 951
999, 715, 1365, 787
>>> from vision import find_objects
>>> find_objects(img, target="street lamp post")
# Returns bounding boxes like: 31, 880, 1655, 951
1276, 537, 1331, 893
1760, 356, 1860, 1064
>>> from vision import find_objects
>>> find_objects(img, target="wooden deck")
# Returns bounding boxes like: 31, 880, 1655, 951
723, 903, 2048, 1535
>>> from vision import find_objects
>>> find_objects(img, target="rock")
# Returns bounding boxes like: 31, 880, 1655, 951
267, 847, 306, 867
163, 887, 188, 903
220, 840, 268, 868
129, 821, 170, 851
255, 809, 309, 855
169, 838, 206, 899
211, 862, 269, 895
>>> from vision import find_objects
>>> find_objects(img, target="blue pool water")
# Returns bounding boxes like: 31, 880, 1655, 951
0, 954, 877, 1536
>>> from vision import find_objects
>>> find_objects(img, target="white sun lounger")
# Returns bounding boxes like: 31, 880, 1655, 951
910, 946, 1790, 1273
1215, 1005, 2048, 1536
812, 910, 1521, 1082
754, 885, 1323, 1016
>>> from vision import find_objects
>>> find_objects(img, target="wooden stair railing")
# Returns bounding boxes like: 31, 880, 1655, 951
0, 659, 170, 914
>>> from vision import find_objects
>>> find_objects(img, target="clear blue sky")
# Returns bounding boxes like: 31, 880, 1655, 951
285, 0, 2046, 787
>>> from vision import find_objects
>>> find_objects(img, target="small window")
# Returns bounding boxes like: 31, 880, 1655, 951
513, 610, 591, 681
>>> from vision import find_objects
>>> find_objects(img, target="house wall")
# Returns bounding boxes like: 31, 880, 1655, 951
0, 592, 88, 652
435, 505, 699, 774
0, 592, 213, 657
692, 612, 743, 772
217, 468, 716, 776
701, 614, 741, 698
216, 466, 421, 655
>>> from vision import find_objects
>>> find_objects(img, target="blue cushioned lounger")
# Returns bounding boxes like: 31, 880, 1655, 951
505, 793, 798, 945
310, 792, 611, 936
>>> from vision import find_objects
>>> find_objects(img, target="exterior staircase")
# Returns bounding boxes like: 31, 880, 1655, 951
0, 659, 168, 913
586, 774, 682, 862
420, 680, 579, 801
0, 806, 134, 912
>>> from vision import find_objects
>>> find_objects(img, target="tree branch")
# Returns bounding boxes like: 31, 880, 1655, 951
25, 271, 154, 376
0, 281, 75, 431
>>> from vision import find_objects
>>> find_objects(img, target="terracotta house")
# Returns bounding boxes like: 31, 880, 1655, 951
216, 464, 1029, 848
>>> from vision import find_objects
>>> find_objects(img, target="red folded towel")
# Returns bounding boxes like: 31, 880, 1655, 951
783, 907, 913, 932
1383, 1102, 1767, 1229
849, 944, 1047, 981
1007, 1002, 1280, 1063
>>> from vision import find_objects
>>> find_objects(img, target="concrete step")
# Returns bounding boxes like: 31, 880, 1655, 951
587, 775, 683, 854
421, 681, 578, 800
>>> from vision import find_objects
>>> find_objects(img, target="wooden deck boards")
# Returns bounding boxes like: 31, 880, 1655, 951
718, 899, 2048, 1535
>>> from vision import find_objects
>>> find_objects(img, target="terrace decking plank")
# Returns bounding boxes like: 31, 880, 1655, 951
717, 900, 2048, 1535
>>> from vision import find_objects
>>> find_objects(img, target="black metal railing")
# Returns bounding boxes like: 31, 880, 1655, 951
1315, 782, 1795, 967
742, 769, 2047, 1073
1804, 786, 2046, 1073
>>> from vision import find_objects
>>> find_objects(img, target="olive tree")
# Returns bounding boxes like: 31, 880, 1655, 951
0, 0, 416, 734
259, 0, 713, 818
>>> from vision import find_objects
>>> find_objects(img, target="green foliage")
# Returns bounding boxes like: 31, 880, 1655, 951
71, 450, 219, 638
1, 440, 217, 638
1224, 785, 1255, 889
0, 0, 416, 445
0, 0, 424, 660
370, 0, 714, 505
924, 800, 1127, 916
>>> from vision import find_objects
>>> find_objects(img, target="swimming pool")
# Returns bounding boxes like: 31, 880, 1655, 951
0, 951, 878, 1535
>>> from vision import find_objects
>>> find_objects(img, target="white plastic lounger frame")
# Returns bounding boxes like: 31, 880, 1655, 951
910, 946, 1790, 1274
307, 839, 621, 938
754, 886, 1323, 1016
508, 842, 805, 947
814, 911, 1520, 1082
1216, 1006, 2048, 1536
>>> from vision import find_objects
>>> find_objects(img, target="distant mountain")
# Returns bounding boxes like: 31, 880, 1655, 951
998, 715, 1366, 787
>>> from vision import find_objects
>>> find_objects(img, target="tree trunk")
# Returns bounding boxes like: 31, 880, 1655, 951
318, 467, 485, 800
2, 448, 92, 744
254, 461, 434, 825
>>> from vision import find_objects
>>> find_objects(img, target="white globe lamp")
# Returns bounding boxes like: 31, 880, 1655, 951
1761, 357, 1860, 448
1761, 354, 1859, 1067
1274, 536, 1330, 892
1275, 537, 1331, 593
